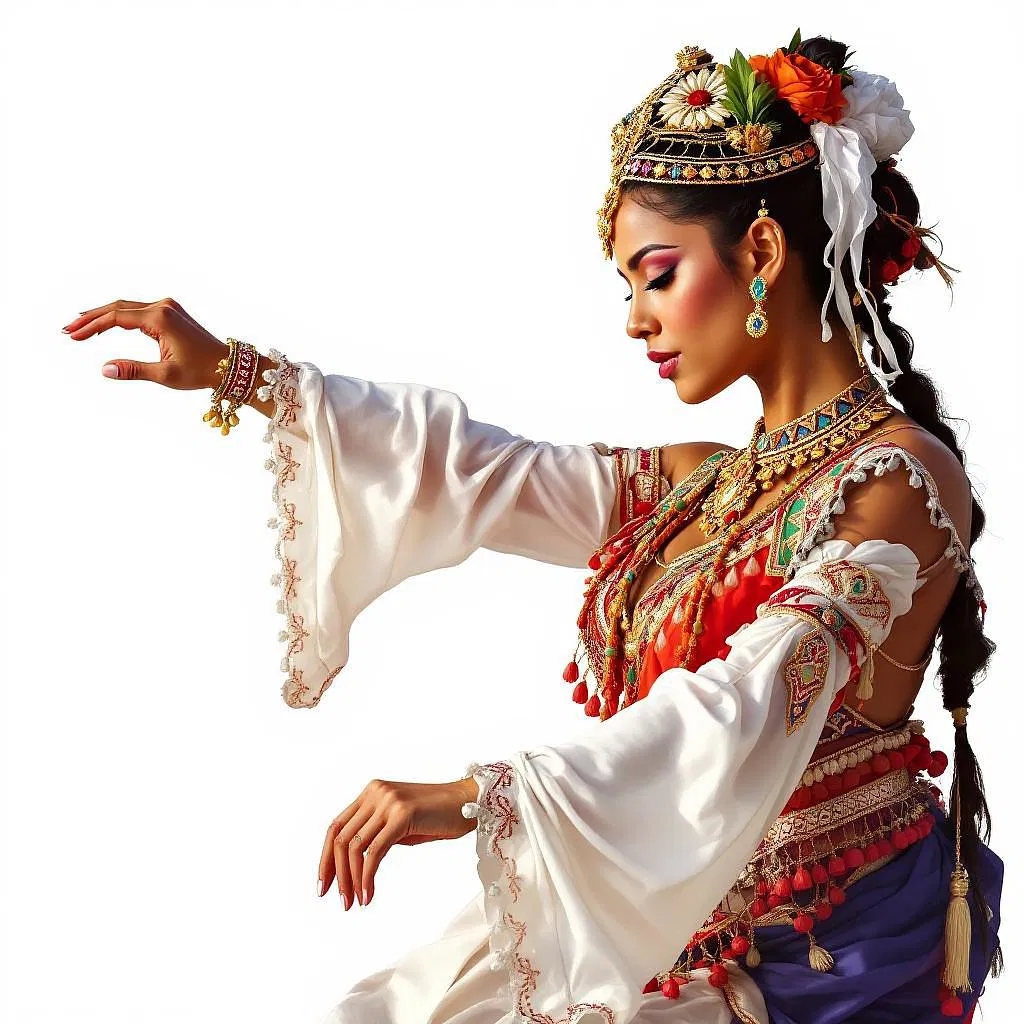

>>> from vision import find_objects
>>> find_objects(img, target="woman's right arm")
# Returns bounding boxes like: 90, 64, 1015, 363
68, 299, 666, 707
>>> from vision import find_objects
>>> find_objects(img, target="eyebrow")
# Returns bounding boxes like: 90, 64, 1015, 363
617, 243, 680, 277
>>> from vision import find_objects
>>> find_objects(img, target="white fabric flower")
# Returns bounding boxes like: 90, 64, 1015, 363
835, 69, 915, 161
658, 65, 730, 130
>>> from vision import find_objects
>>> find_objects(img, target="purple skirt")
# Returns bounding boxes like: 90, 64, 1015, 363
744, 801, 1003, 1024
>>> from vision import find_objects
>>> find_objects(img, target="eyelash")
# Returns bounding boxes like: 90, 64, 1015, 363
623, 265, 676, 301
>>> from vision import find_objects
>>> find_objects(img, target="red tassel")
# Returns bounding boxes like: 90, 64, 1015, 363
940, 995, 964, 1017
792, 867, 813, 891
584, 694, 600, 717
571, 681, 588, 704
562, 661, 580, 683
642, 977, 659, 994
661, 977, 680, 999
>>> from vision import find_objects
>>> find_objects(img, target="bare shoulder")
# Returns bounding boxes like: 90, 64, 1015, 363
661, 440, 736, 489
834, 416, 973, 556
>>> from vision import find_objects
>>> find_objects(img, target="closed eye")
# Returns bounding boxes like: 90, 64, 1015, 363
623, 265, 676, 301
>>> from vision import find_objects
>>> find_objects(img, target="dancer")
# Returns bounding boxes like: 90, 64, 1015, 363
65, 30, 1002, 1024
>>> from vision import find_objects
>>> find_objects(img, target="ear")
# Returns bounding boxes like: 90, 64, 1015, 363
740, 215, 786, 288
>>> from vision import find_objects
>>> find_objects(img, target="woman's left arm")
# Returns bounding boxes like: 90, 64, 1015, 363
459, 534, 923, 1020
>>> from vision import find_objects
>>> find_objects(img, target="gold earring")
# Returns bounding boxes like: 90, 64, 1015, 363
746, 198, 770, 338
746, 274, 768, 338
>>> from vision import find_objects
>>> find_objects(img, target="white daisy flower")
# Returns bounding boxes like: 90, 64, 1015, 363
658, 65, 731, 131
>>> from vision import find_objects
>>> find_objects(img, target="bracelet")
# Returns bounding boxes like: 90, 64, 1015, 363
202, 337, 260, 436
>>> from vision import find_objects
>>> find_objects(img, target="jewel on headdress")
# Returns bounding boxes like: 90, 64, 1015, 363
674, 45, 712, 72
724, 122, 775, 155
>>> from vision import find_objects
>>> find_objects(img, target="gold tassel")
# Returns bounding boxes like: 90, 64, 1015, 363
942, 866, 973, 993
808, 934, 835, 972
942, 770, 973, 994
854, 643, 875, 703
745, 943, 761, 968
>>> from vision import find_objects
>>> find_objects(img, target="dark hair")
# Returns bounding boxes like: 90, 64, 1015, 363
622, 34, 1000, 974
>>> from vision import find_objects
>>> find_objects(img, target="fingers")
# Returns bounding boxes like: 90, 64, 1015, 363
334, 808, 377, 910
65, 301, 180, 384
360, 819, 405, 906
318, 798, 360, 894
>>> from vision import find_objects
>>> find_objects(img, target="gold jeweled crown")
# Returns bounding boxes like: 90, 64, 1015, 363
597, 35, 854, 259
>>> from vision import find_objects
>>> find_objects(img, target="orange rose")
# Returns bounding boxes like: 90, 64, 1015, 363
748, 48, 847, 125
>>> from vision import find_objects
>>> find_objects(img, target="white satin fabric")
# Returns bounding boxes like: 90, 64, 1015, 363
264, 354, 620, 707
321, 538, 923, 1024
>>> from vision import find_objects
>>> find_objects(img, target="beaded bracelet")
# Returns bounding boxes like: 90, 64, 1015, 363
202, 337, 260, 436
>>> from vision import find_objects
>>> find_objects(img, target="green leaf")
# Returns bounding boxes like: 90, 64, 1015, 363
787, 27, 801, 53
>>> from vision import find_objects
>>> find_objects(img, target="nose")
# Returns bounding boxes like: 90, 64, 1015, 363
625, 306, 652, 342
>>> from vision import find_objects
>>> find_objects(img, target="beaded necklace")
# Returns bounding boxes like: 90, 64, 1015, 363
561, 374, 896, 722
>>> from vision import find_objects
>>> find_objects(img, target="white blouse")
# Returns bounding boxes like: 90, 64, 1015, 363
259, 350, 965, 1024
461, 536, 923, 1023
262, 351, 622, 708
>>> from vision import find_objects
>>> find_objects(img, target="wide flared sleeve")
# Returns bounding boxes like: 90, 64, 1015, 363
261, 349, 624, 708
460, 537, 923, 1023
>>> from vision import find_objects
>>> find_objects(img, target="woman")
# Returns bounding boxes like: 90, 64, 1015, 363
64, 31, 1001, 1024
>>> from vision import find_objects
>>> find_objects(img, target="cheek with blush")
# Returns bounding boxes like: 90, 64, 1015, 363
664, 261, 739, 354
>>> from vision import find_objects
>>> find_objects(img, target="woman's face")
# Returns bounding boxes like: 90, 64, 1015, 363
612, 193, 774, 404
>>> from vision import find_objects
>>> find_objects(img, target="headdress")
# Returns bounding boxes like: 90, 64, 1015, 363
597, 31, 915, 383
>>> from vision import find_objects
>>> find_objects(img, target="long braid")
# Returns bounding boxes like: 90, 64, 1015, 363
854, 160, 1001, 975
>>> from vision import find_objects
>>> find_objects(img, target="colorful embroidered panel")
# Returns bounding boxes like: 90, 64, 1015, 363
782, 627, 831, 735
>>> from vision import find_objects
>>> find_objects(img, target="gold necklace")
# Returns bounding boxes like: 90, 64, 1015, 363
697, 374, 893, 539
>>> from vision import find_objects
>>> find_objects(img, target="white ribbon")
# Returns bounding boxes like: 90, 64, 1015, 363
808, 70, 915, 383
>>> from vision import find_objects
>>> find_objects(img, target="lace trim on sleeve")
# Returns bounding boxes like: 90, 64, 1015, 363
785, 442, 984, 606
261, 348, 341, 709
461, 759, 617, 1023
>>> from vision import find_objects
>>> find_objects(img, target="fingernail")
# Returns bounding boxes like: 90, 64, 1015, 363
61, 325, 74, 333
355, 888, 363, 906
362, 888, 369, 906
342, 891, 351, 911
102, 364, 119, 378
317, 878, 324, 898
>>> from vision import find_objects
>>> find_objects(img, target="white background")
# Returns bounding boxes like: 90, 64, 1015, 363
1, 3, 1019, 1022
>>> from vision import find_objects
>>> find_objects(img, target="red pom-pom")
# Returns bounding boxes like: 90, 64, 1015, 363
793, 913, 815, 934
842, 767, 861, 790
584, 694, 601, 717
940, 994, 964, 1017
815, 900, 833, 921
929, 751, 949, 777
772, 877, 793, 899
877, 838, 895, 858
562, 661, 580, 683
792, 867, 813, 892
572, 681, 588, 704
892, 829, 910, 851
828, 856, 848, 878
661, 978, 680, 999
881, 258, 901, 283
901, 235, 922, 259
588, 553, 602, 570
755, 879, 771, 896
730, 936, 751, 956
750, 897, 768, 918
844, 847, 866, 870
812, 863, 830, 885
825, 774, 844, 796
871, 754, 891, 775
791, 787, 812, 810
643, 977, 659, 994
708, 964, 729, 989
812, 782, 830, 802
828, 886, 847, 906
767, 893, 785, 909
866, 843, 881, 862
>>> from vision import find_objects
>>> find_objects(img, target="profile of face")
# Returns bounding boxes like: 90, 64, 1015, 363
611, 194, 787, 404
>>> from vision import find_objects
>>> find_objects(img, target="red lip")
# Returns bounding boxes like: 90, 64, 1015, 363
647, 350, 679, 363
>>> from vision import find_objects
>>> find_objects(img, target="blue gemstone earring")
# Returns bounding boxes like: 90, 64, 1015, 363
746, 197, 770, 339
746, 274, 768, 338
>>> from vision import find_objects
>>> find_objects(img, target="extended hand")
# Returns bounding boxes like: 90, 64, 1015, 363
318, 776, 479, 910
62, 297, 228, 390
